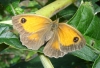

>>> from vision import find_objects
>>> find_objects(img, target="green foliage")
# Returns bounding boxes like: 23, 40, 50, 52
0, 0, 100, 68
0, 24, 26, 49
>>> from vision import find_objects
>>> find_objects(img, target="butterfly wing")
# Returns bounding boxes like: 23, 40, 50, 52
57, 23, 85, 53
43, 32, 65, 58
12, 14, 53, 50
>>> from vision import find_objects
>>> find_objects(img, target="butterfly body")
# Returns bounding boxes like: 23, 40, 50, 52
12, 14, 85, 58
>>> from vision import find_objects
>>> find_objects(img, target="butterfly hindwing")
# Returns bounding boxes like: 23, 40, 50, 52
43, 32, 65, 58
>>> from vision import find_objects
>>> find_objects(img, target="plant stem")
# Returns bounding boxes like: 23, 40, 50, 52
35, 0, 76, 18
39, 54, 54, 68
0, 20, 12, 25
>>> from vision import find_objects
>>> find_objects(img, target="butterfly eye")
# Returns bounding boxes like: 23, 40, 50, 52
21, 18, 27, 23
73, 37, 79, 43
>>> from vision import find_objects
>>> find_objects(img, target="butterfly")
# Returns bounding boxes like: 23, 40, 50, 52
12, 14, 85, 58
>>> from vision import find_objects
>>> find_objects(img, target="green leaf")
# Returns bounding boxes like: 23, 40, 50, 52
71, 45, 98, 61
67, 2, 100, 61
84, 15, 100, 40
0, 43, 8, 51
14, 0, 39, 14
92, 55, 100, 68
68, 2, 94, 34
0, 23, 26, 50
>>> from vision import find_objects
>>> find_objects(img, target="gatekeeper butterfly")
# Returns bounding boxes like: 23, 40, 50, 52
12, 14, 85, 58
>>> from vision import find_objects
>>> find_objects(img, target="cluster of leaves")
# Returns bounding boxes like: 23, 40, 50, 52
0, 0, 100, 68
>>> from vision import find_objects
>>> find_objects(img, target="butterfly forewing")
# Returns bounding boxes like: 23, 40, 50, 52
12, 14, 53, 50
57, 23, 85, 53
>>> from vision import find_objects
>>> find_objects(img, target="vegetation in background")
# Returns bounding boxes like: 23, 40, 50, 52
0, 0, 100, 68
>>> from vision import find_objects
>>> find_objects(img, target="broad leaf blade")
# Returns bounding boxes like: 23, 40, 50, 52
67, 2, 100, 61
92, 55, 100, 68
0, 23, 26, 50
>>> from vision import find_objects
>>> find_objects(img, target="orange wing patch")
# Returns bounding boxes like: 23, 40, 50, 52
18, 15, 52, 33
28, 33, 39, 41
51, 36, 60, 50
58, 23, 82, 46
43, 33, 65, 58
